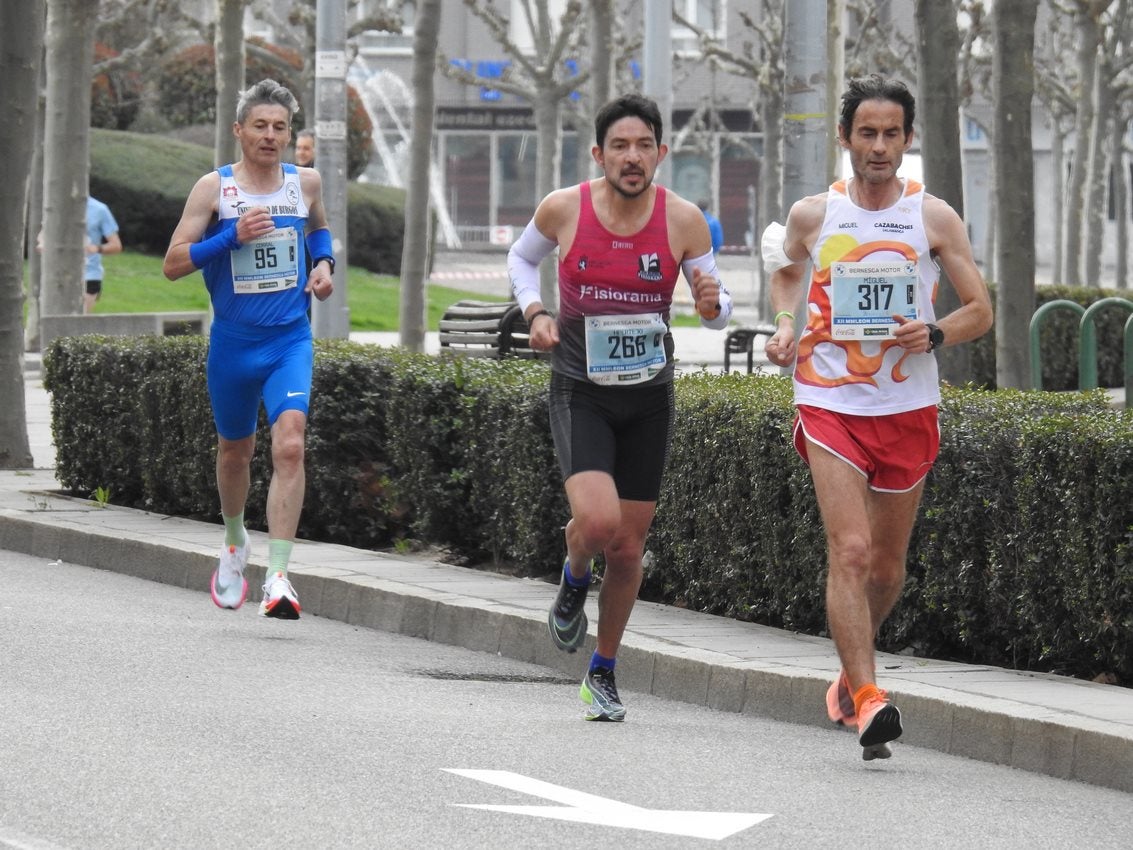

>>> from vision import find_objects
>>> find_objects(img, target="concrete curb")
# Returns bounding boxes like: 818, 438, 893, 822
1, 482, 1130, 794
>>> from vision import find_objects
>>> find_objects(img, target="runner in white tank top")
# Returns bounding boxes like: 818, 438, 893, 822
760, 75, 992, 762
794, 177, 940, 416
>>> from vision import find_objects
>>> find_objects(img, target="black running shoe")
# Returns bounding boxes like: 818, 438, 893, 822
580, 666, 625, 721
547, 559, 589, 652
862, 743, 893, 761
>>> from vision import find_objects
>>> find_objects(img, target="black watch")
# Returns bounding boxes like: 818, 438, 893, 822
926, 323, 945, 352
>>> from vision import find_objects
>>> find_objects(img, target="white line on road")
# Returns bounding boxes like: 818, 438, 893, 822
444, 768, 772, 841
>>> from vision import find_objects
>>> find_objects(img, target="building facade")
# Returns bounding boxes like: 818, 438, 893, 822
348, 0, 763, 252
256, 0, 1130, 287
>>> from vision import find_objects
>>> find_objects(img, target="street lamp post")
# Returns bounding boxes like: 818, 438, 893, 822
311, 0, 350, 339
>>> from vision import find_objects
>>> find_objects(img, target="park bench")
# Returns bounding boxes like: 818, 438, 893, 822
438, 299, 548, 360
724, 325, 777, 373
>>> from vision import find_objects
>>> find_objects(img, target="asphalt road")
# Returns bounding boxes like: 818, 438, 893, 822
1, 550, 1130, 850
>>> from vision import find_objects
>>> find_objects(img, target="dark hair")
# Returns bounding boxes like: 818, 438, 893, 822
594, 94, 663, 148
235, 79, 299, 125
839, 74, 915, 138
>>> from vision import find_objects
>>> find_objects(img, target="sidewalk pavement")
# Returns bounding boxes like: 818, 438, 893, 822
9, 336, 1133, 795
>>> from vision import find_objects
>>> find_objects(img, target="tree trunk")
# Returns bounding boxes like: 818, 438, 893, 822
1063, 8, 1099, 286
980, 116, 997, 284
590, 0, 612, 115
1050, 119, 1065, 285
585, 0, 614, 182
992, 0, 1039, 390
1112, 116, 1129, 289
24, 55, 47, 352
0, 0, 45, 468
214, 0, 246, 167
534, 95, 562, 307
1083, 64, 1111, 287
398, 0, 441, 352
827, 0, 844, 185
915, 0, 970, 384
40, 0, 99, 324
782, 0, 828, 208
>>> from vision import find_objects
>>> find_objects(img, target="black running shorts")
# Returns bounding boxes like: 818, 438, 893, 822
548, 372, 675, 502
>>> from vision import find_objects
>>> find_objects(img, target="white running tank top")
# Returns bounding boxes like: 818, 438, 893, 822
793, 178, 940, 416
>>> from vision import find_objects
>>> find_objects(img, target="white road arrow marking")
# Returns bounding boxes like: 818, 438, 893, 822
444, 769, 772, 841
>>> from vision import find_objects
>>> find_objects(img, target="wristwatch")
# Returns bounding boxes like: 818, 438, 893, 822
926, 323, 945, 352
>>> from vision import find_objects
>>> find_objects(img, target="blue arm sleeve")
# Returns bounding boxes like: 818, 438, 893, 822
306, 228, 335, 270
188, 228, 241, 269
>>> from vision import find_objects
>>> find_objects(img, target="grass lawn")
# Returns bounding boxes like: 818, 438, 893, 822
64, 250, 504, 332
31, 249, 704, 330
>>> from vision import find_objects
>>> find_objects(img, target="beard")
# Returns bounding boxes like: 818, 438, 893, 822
609, 169, 651, 199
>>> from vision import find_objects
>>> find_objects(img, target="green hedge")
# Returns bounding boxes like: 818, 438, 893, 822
89, 128, 405, 274
43, 335, 1133, 683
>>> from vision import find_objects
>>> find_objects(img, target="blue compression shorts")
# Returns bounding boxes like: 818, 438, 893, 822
206, 317, 314, 440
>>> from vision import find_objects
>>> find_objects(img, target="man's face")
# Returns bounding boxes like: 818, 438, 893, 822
839, 98, 912, 185
234, 104, 292, 166
593, 116, 667, 199
295, 135, 315, 166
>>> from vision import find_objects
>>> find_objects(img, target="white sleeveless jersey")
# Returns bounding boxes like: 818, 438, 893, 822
793, 179, 940, 415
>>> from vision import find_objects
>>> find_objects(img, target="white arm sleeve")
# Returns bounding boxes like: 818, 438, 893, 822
681, 249, 733, 330
507, 220, 558, 313
760, 221, 794, 274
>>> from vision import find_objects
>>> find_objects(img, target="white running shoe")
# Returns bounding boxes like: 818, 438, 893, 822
210, 541, 249, 610
259, 571, 301, 619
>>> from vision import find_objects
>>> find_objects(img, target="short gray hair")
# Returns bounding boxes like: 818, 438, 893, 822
235, 79, 299, 125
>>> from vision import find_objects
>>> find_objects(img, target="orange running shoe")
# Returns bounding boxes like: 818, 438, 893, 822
825, 671, 856, 726
830, 674, 893, 759
857, 688, 903, 749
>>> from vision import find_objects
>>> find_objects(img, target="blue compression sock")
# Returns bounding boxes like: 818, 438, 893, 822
563, 559, 592, 588
590, 652, 616, 672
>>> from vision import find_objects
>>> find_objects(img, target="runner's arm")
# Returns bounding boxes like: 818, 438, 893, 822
764, 196, 822, 366
507, 219, 557, 315
163, 173, 224, 281
923, 198, 993, 349
681, 250, 733, 329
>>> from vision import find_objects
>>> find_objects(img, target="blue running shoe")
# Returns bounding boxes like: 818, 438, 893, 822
547, 559, 589, 653
580, 666, 625, 721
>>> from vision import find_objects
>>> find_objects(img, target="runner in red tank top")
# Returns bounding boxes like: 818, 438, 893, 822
507, 94, 733, 720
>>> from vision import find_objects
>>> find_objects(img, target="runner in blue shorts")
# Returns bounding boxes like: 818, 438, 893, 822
163, 79, 335, 620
